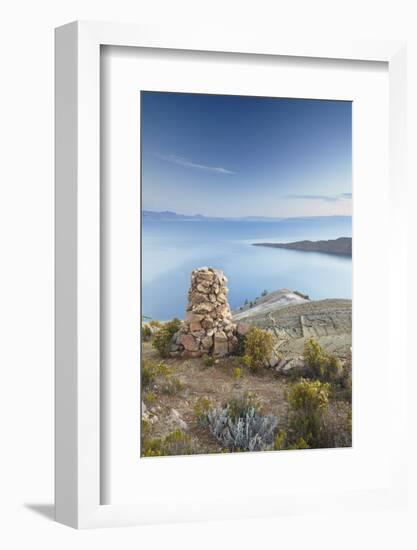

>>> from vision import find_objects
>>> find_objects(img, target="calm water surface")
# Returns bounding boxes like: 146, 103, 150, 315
142, 218, 352, 320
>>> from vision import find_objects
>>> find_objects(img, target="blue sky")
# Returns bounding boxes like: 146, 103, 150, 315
141, 92, 352, 218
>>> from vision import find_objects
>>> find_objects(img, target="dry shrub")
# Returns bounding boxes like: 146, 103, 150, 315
321, 403, 352, 448
339, 350, 352, 401
288, 378, 330, 447
304, 338, 342, 382
152, 318, 182, 358
243, 327, 274, 369
208, 406, 278, 452
142, 429, 196, 457
193, 397, 213, 426
141, 360, 171, 390
141, 324, 152, 342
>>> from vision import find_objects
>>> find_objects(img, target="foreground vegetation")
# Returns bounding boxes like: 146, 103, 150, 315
140, 320, 352, 457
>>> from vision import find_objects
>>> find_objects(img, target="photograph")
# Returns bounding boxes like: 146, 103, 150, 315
140, 91, 352, 457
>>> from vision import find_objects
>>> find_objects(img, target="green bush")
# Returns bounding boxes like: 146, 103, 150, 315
274, 430, 287, 450
152, 318, 182, 358
339, 351, 352, 400
141, 323, 152, 342
193, 397, 213, 425
226, 392, 262, 421
143, 391, 156, 404
161, 376, 184, 395
274, 430, 310, 451
288, 378, 330, 447
142, 438, 163, 457
243, 327, 274, 369
233, 367, 242, 380
142, 430, 195, 457
141, 360, 171, 390
304, 338, 342, 382
235, 332, 246, 356
203, 355, 215, 367
141, 418, 152, 439
320, 405, 352, 448
287, 437, 309, 450
161, 430, 195, 455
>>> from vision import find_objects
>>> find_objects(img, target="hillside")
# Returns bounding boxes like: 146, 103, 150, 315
233, 291, 352, 360
233, 288, 309, 320
253, 237, 352, 256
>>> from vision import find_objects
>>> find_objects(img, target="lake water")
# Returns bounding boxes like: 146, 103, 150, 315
142, 217, 352, 321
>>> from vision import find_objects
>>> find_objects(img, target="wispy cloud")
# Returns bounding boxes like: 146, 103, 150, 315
156, 154, 235, 175
285, 192, 352, 202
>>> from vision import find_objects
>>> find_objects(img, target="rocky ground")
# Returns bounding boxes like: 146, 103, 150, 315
142, 286, 352, 456
141, 338, 351, 456
141, 341, 291, 453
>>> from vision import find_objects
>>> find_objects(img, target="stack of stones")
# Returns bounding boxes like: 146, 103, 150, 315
171, 267, 238, 358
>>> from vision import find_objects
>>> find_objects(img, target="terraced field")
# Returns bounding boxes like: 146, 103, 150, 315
234, 295, 352, 360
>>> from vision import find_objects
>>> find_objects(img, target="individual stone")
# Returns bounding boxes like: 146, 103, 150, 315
275, 358, 289, 371
268, 353, 280, 368
216, 330, 227, 340
189, 292, 207, 304
182, 350, 202, 359
201, 335, 213, 350
196, 272, 214, 282
185, 311, 204, 323
169, 409, 188, 431
213, 331, 228, 356
216, 304, 230, 318
213, 339, 229, 356
201, 319, 214, 330
189, 321, 203, 332
180, 333, 199, 352
282, 357, 306, 375
196, 283, 210, 293
217, 293, 227, 303
193, 302, 215, 314
237, 322, 251, 335
228, 339, 238, 354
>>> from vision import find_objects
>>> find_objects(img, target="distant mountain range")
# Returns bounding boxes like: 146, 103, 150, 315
142, 210, 351, 223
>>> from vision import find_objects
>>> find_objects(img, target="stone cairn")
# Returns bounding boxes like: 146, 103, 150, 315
170, 267, 238, 358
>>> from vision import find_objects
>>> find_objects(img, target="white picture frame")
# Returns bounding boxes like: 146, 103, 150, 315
55, 21, 407, 529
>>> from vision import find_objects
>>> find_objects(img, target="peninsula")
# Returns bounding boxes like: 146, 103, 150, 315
253, 237, 352, 256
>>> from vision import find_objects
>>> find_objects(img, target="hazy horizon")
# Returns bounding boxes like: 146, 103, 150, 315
141, 92, 352, 218
142, 208, 352, 220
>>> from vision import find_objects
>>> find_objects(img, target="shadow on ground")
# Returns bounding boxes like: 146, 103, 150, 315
24, 503, 55, 521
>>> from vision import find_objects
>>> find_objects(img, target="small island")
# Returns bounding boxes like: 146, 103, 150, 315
253, 237, 352, 256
